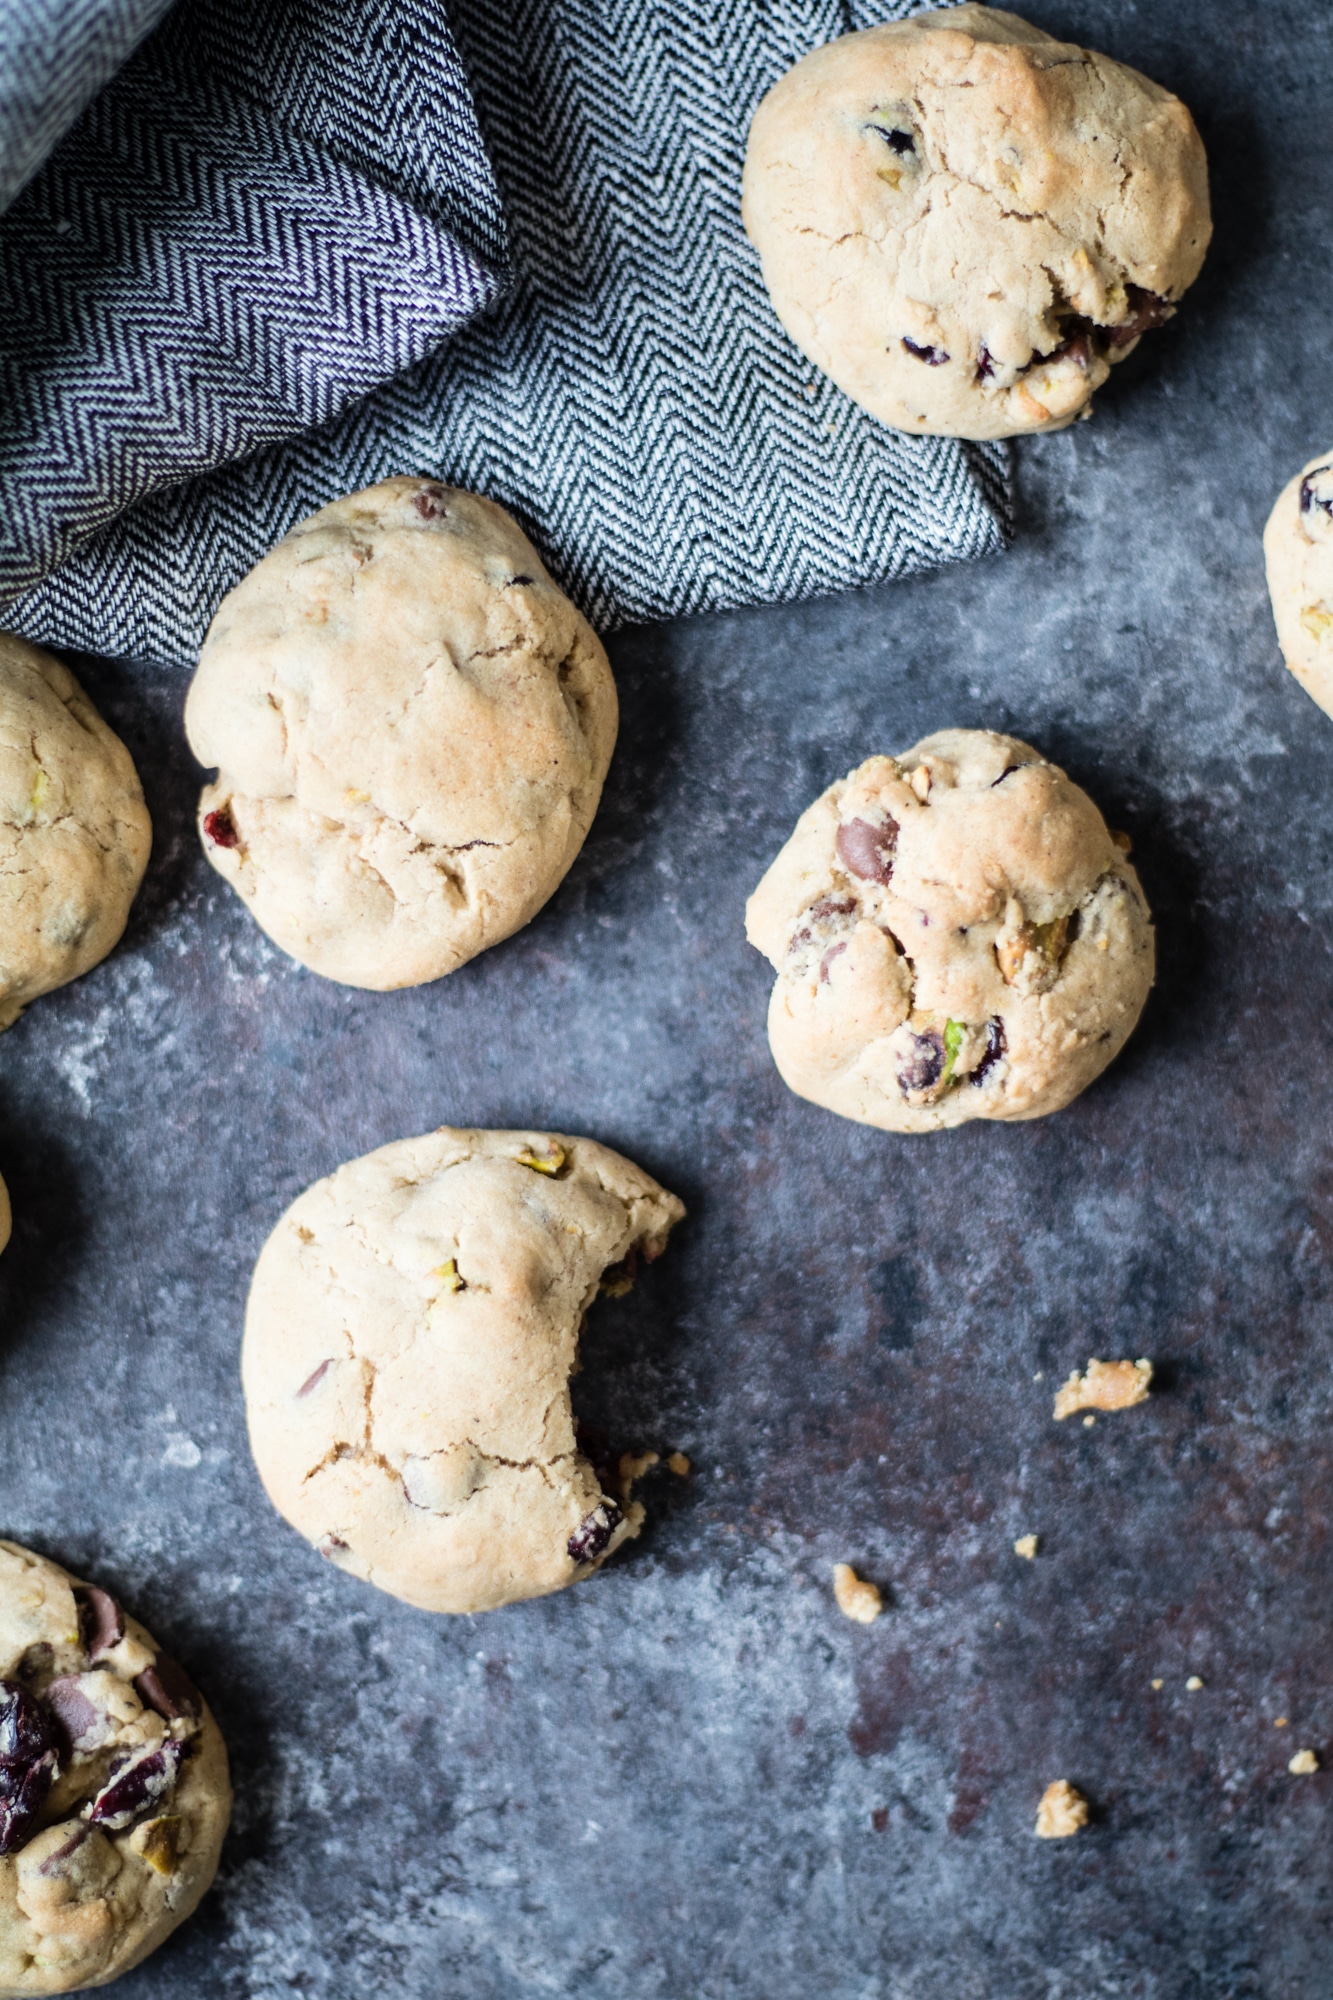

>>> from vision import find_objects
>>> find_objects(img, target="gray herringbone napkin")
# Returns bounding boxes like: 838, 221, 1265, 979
1, 0, 1009, 662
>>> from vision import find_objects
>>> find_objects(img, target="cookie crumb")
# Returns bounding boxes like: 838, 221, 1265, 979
1083, 1414, 1096, 1427
1013, 1534, 1039, 1560
1275, 1716, 1289, 1728
1288, 1749, 1319, 1775
1186, 1676, 1204, 1691
666, 1451, 690, 1477
1034, 1780, 1088, 1839
1152, 1678, 1164, 1690
1053, 1357, 1153, 1421
832, 1563, 882, 1624
617, 1451, 659, 1500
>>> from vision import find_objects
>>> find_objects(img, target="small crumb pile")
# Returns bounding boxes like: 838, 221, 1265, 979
832, 1563, 882, 1624
1053, 1357, 1154, 1421
1035, 1780, 1088, 1839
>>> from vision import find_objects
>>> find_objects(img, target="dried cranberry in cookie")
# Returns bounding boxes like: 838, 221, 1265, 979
242, 1127, 684, 1614
745, 730, 1154, 1132
742, 5, 1210, 440
185, 477, 617, 990
0, 1541, 230, 1996
1264, 452, 1333, 718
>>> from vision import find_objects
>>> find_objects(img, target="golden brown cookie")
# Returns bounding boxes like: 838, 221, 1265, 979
186, 479, 617, 990
1264, 453, 1333, 716
243, 1128, 684, 1614
0, 636, 151, 1033
746, 729, 1154, 1130
742, 6, 1211, 438
0, 1543, 230, 1997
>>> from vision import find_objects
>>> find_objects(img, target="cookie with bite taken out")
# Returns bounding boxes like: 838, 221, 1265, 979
243, 1127, 684, 1614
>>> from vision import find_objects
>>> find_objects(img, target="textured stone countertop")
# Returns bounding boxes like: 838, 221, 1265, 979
2, 1, 1332, 1994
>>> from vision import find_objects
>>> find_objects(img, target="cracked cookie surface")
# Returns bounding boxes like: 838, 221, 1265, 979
185, 478, 618, 990
1264, 451, 1333, 718
741, 4, 1210, 439
0, 635, 151, 1033
746, 729, 1154, 1131
243, 1127, 685, 1614
0, 1542, 230, 1998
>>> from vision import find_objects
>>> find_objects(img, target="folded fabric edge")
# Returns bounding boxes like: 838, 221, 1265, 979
0, 438, 1013, 668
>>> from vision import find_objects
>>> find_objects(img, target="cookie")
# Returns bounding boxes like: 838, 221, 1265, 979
746, 729, 1154, 1131
185, 478, 618, 990
0, 636, 152, 1033
1264, 453, 1333, 717
243, 1128, 685, 1613
0, 1542, 230, 1997
742, 5, 1211, 439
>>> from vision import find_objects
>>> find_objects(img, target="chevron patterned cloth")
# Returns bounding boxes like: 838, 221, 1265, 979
0, 0, 509, 619
1, 0, 1009, 662
0, 0, 175, 214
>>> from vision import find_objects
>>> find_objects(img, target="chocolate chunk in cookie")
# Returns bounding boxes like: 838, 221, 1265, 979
743, 5, 1210, 439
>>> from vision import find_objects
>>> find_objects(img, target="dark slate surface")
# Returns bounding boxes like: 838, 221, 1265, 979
2, 1, 1332, 1993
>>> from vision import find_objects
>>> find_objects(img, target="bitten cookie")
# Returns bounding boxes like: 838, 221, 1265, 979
742, 5, 1211, 439
0, 636, 152, 1032
746, 730, 1154, 1131
186, 479, 618, 990
1264, 453, 1333, 717
243, 1128, 685, 1614
0, 1542, 230, 1998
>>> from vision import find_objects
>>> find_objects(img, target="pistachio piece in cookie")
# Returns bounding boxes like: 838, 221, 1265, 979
0, 1542, 229, 1998
185, 478, 618, 991
742, 5, 1210, 440
0, 634, 151, 1033
746, 730, 1154, 1132
242, 1127, 685, 1614
1264, 452, 1333, 717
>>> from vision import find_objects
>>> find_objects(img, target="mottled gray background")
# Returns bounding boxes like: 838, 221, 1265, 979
2, 1, 1332, 1994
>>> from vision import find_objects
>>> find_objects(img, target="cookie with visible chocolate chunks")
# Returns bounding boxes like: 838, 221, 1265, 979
745, 730, 1154, 1131
243, 1127, 685, 1614
186, 477, 617, 991
742, 5, 1210, 439
1264, 452, 1333, 717
0, 1542, 230, 1998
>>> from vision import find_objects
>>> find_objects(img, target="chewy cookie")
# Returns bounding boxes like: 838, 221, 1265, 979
0, 1542, 230, 1997
243, 1128, 684, 1613
1264, 453, 1333, 717
0, 637, 151, 1033
742, 5, 1210, 439
186, 479, 618, 990
746, 730, 1154, 1131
